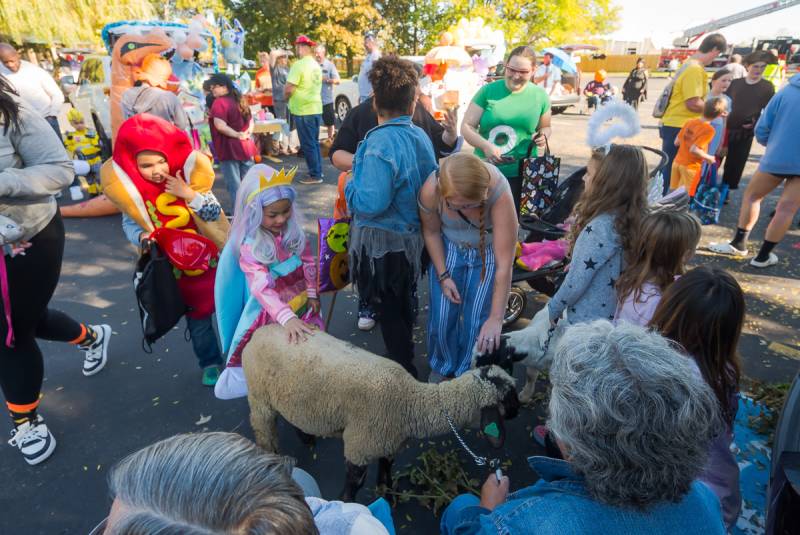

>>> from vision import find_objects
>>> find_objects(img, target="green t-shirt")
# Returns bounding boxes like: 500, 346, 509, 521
472, 80, 550, 178
287, 56, 323, 116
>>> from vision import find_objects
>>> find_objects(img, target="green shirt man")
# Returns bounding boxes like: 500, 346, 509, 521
287, 55, 322, 116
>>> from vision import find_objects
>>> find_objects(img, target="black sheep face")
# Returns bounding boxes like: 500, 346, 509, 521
477, 366, 521, 449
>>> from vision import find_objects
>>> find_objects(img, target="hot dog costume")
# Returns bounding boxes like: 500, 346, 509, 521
100, 114, 230, 318
214, 164, 322, 400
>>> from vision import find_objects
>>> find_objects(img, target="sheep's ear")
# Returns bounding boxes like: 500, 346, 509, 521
474, 337, 526, 372
480, 406, 505, 449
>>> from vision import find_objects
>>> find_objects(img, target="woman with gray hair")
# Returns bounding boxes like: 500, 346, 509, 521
97, 432, 317, 534
95, 432, 391, 535
441, 321, 727, 535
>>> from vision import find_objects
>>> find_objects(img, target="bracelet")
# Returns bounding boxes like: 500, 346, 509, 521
437, 270, 451, 282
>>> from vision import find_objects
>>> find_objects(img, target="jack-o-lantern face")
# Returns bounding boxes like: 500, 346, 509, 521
326, 222, 349, 253
329, 252, 349, 289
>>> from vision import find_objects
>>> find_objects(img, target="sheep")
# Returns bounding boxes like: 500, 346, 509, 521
243, 324, 520, 501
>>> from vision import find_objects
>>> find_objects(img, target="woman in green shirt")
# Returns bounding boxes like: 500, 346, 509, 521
462, 46, 551, 214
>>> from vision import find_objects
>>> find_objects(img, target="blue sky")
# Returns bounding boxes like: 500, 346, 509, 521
609, 0, 800, 47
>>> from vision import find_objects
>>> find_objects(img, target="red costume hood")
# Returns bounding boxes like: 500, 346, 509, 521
113, 114, 193, 199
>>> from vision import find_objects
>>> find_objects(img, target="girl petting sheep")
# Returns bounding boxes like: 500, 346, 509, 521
510, 144, 649, 355
214, 164, 322, 400
419, 152, 517, 382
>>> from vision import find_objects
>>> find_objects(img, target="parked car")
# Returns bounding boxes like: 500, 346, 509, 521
333, 77, 360, 123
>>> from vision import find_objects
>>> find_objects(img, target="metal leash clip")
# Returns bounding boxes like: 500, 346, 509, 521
444, 411, 504, 481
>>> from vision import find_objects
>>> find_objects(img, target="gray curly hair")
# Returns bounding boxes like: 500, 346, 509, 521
107, 432, 318, 534
547, 321, 723, 509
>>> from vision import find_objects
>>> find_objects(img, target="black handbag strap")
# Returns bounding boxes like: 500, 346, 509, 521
524, 134, 550, 160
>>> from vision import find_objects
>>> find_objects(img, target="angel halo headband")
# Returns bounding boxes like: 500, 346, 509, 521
585, 100, 640, 153
245, 167, 298, 205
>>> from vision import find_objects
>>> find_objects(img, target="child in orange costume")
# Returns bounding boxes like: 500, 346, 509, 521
671, 98, 727, 196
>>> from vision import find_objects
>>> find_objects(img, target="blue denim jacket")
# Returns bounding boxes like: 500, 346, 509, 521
451, 456, 726, 535
345, 116, 438, 235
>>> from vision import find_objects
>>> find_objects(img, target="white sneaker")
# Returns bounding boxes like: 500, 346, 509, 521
707, 242, 748, 256
8, 415, 56, 465
750, 252, 778, 268
357, 316, 376, 331
81, 324, 112, 376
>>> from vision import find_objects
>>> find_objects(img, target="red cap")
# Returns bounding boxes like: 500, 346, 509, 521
295, 35, 316, 47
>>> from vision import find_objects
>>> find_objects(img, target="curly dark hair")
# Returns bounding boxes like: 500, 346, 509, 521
368, 55, 418, 116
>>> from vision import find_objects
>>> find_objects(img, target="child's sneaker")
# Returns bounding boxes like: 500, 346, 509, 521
202, 365, 221, 386
357, 305, 376, 331
81, 324, 112, 376
8, 415, 56, 465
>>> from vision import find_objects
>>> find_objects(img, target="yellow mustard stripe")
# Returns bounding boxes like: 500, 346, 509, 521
287, 291, 308, 313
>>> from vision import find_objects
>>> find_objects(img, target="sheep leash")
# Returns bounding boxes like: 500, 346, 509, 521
442, 410, 503, 481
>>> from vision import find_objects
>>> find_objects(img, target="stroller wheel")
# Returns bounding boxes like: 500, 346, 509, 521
504, 287, 527, 327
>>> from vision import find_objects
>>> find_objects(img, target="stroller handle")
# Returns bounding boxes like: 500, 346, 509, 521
640, 145, 668, 179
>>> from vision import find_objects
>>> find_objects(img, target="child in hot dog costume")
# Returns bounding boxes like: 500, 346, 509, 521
100, 114, 230, 385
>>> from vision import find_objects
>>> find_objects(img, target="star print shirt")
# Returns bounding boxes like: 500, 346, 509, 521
547, 213, 622, 324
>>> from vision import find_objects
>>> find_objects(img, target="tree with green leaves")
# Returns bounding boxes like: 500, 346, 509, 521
0, 0, 156, 46
231, 0, 383, 74
159, 0, 228, 21
375, 0, 444, 56
440, 0, 619, 48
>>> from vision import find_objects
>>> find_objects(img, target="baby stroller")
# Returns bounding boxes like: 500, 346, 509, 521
503, 146, 668, 326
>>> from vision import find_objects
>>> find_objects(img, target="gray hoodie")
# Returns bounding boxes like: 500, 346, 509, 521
0, 99, 73, 241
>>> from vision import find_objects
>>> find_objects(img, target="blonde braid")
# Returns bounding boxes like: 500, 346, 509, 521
478, 202, 487, 282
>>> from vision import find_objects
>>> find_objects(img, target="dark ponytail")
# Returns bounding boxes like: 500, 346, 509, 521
0, 75, 20, 135
207, 73, 251, 122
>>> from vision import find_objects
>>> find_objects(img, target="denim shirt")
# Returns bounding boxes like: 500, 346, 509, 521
451, 456, 726, 535
345, 116, 438, 235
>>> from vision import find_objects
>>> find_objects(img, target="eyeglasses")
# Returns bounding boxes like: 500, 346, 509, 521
436, 172, 486, 211
505, 65, 532, 76
445, 199, 485, 211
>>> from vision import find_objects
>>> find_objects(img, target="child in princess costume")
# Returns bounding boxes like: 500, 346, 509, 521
100, 114, 230, 386
214, 164, 323, 400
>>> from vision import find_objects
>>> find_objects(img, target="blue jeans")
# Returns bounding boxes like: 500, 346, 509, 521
186, 316, 223, 369
219, 159, 253, 209
294, 114, 323, 178
427, 238, 497, 378
441, 494, 481, 534
659, 125, 682, 195
45, 116, 63, 142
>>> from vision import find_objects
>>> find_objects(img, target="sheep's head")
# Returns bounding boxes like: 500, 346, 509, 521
476, 365, 520, 449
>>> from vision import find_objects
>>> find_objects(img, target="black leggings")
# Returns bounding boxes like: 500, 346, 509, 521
355, 250, 418, 378
0, 213, 83, 411
723, 131, 755, 190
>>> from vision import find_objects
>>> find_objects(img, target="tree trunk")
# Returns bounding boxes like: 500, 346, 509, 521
346, 49, 354, 78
